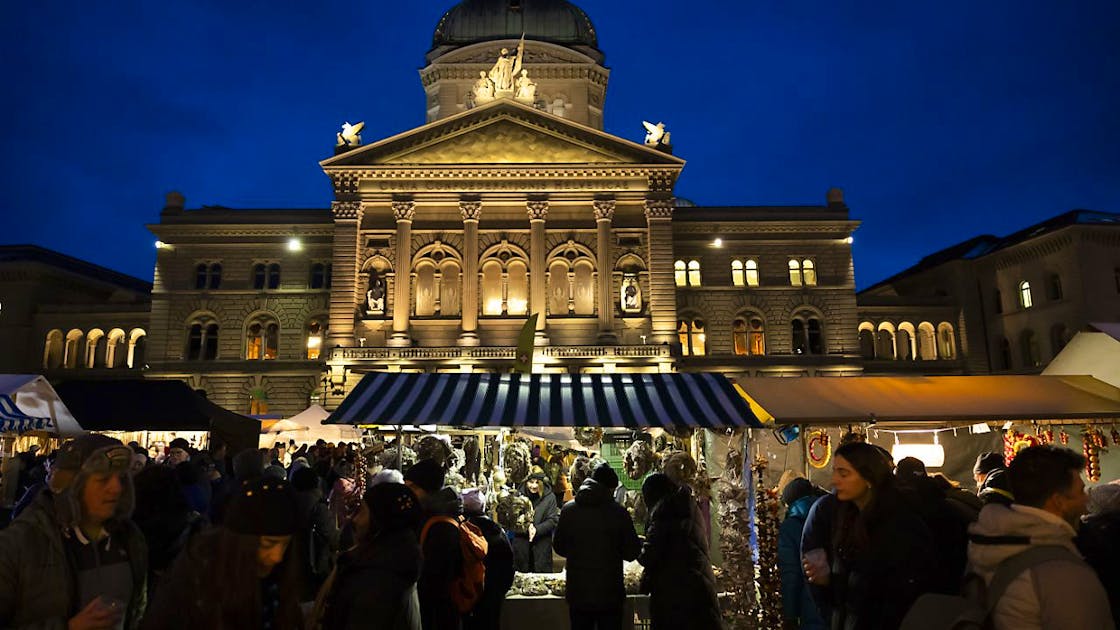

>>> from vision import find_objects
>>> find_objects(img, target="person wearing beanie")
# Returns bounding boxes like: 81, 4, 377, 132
0, 434, 148, 630
553, 461, 640, 629
166, 437, 191, 467
292, 466, 339, 603
776, 476, 828, 630
973, 451, 1004, 490
461, 488, 515, 630
317, 482, 424, 630
513, 466, 559, 573
142, 478, 304, 630
637, 473, 722, 630
406, 458, 465, 630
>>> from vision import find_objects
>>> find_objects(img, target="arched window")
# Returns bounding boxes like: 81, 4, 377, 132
267, 264, 281, 290
788, 259, 802, 286
1020, 329, 1041, 368
937, 322, 956, 359
733, 316, 765, 356
897, 322, 917, 361
415, 262, 438, 316
43, 329, 63, 369
246, 316, 279, 360
876, 323, 897, 360
440, 262, 461, 316
678, 319, 706, 356
481, 261, 503, 315
309, 263, 329, 289
186, 317, 219, 361
791, 311, 824, 355
63, 329, 84, 369
1018, 281, 1032, 309
253, 263, 267, 289
106, 329, 127, 368
480, 243, 528, 316
197, 263, 221, 289
858, 323, 875, 359
1050, 323, 1068, 356
127, 328, 146, 368
195, 264, 209, 290
306, 320, 327, 360
549, 260, 571, 315
802, 259, 817, 286
745, 259, 759, 287
1046, 274, 1062, 301
85, 329, 105, 368
674, 260, 687, 287
731, 260, 744, 287
572, 261, 594, 315
998, 337, 1012, 370
507, 261, 528, 315
208, 263, 222, 289
917, 322, 937, 360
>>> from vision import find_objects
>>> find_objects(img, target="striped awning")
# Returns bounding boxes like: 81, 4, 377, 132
0, 394, 52, 434
326, 372, 761, 429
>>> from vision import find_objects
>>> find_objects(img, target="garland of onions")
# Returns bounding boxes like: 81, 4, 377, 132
750, 455, 783, 629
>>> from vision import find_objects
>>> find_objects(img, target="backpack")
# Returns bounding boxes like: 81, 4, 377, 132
421, 515, 489, 614
900, 545, 1076, 629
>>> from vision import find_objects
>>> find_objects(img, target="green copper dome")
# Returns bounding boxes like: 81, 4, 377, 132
431, 0, 601, 59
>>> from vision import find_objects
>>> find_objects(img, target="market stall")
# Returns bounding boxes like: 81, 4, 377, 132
53, 379, 261, 455
326, 371, 761, 629
259, 404, 362, 448
0, 374, 84, 456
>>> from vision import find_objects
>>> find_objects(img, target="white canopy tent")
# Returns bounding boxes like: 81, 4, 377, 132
0, 374, 83, 438
1043, 324, 1120, 389
259, 404, 361, 447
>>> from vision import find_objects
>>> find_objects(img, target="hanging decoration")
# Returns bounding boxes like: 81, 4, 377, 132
1059, 428, 1070, 445
1111, 427, 1120, 446
807, 430, 831, 469
1083, 428, 1107, 483
574, 427, 603, 448
624, 440, 656, 479
377, 444, 416, 471
415, 434, 453, 470
502, 441, 532, 484
749, 455, 783, 630
715, 436, 755, 628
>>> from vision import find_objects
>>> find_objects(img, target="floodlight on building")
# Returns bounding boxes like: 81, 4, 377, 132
845, 236, 854, 244
287, 237, 303, 252
712, 238, 723, 248
155, 240, 168, 249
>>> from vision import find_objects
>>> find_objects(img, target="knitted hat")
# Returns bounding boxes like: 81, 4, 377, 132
895, 457, 927, 479
641, 472, 677, 512
461, 487, 487, 514
54, 434, 130, 474
590, 461, 619, 490
974, 452, 1004, 476
364, 482, 421, 533
404, 458, 445, 495
290, 467, 319, 492
225, 478, 298, 536
168, 437, 191, 451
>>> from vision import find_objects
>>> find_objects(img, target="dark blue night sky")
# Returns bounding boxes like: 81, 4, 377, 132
3, 1, 1117, 289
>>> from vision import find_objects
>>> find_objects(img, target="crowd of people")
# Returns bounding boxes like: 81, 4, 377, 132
778, 439, 1119, 630
0, 434, 722, 630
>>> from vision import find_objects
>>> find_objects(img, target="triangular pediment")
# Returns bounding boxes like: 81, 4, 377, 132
321, 99, 684, 168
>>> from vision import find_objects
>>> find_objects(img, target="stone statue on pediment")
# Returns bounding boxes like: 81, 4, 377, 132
337, 121, 365, 147
472, 71, 495, 105
514, 70, 537, 103
489, 35, 525, 93
642, 121, 670, 147
365, 271, 386, 315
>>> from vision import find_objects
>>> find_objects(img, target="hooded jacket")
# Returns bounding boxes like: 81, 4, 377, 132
638, 486, 722, 630
779, 495, 827, 629
0, 488, 148, 630
967, 503, 1113, 630
321, 526, 423, 630
552, 478, 641, 612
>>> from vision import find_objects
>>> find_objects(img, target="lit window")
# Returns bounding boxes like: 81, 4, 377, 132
802, 260, 816, 286
731, 260, 744, 287
687, 260, 701, 287
745, 259, 759, 287
733, 317, 765, 356
1018, 281, 1033, 309
246, 317, 279, 360
674, 260, 687, 287
788, 259, 802, 286
306, 321, 326, 360
678, 319, 706, 356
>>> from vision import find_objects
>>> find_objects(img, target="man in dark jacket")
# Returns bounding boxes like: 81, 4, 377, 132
514, 467, 559, 573
462, 488, 514, 630
0, 434, 148, 629
292, 466, 339, 602
406, 458, 464, 630
638, 473, 722, 630
553, 462, 641, 630
1076, 482, 1120, 628
778, 478, 826, 630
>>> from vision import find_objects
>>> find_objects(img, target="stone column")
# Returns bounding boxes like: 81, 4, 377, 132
327, 201, 363, 349
458, 200, 482, 346
388, 200, 415, 347
593, 199, 618, 343
645, 198, 678, 344
527, 199, 550, 345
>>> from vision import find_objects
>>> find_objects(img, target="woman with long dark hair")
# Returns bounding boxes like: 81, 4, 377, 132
314, 481, 423, 630
142, 478, 304, 630
810, 442, 936, 630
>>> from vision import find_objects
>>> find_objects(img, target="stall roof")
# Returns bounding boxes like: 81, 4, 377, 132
326, 372, 761, 429
0, 374, 83, 437
53, 379, 260, 452
1043, 325, 1120, 389
734, 375, 1120, 425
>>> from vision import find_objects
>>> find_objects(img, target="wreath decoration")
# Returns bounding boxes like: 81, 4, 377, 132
574, 427, 603, 448
807, 430, 831, 469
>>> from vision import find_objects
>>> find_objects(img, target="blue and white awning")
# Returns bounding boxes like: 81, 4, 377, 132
326, 372, 760, 429
0, 394, 52, 433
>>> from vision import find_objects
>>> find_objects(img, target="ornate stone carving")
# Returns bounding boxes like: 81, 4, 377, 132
392, 200, 416, 222
336, 121, 364, 148
331, 201, 362, 220
643, 199, 674, 220
331, 173, 359, 195
488, 36, 525, 92
459, 200, 482, 221
642, 121, 669, 147
526, 200, 550, 221
515, 70, 537, 103
647, 173, 675, 192
592, 199, 616, 221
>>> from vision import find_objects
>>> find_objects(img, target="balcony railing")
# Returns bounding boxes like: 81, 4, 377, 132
330, 344, 671, 362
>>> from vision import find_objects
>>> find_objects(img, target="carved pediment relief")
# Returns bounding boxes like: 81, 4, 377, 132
384, 119, 618, 165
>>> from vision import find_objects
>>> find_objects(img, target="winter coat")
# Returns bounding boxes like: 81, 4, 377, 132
463, 513, 514, 630
321, 527, 422, 630
513, 480, 559, 573
0, 490, 148, 630
828, 493, 938, 630
779, 495, 827, 629
800, 492, 837, 621
553, 479, 641, 612
968, 503, 1114, 630
637, 486, 722, 630
419, 488, 465, 630
898, 475, 974, 593
1078, 509, 1120, 628
294, 487, 339, 601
